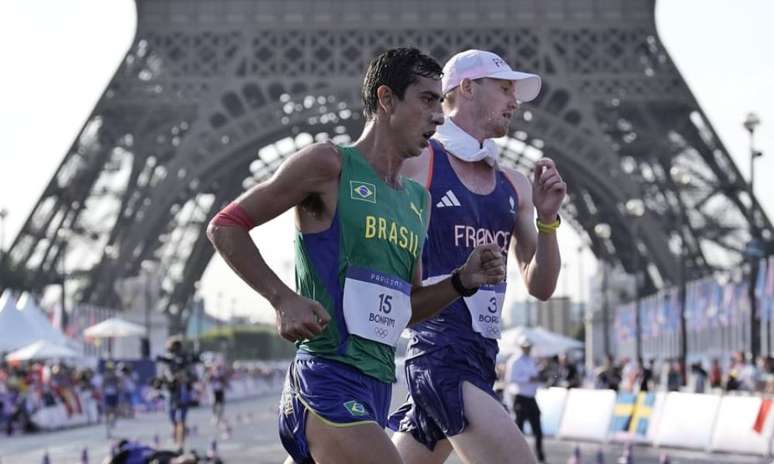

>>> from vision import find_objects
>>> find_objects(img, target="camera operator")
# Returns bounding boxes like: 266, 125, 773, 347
154, 336, 200, 453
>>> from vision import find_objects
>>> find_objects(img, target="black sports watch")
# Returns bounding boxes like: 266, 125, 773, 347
451, 267, 478, 297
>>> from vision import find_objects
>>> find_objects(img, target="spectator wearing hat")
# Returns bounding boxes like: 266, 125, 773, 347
505, 337, 545, 463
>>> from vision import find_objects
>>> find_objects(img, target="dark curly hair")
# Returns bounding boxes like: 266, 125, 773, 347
361, 47, 442, 120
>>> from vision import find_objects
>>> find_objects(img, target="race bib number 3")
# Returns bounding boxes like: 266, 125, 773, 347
423, 275, 506, 340
463, 282, 506, 339
343, 266, 412, 347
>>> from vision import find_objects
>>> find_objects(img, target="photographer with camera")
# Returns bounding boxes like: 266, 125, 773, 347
154, 336, 200, 453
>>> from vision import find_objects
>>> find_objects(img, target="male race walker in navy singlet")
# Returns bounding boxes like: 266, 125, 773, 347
389, 50, 566, 464
208, 48, 507, 464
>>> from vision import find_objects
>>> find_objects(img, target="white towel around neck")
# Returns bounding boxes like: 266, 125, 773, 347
433, 118, 498, 166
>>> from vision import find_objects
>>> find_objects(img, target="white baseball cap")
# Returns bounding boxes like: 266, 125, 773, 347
442, 49, 542, 102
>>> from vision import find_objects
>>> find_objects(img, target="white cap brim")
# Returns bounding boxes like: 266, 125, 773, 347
488, 70, 542, 102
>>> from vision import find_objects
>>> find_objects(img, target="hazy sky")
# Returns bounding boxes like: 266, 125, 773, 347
1, 1, 772, 322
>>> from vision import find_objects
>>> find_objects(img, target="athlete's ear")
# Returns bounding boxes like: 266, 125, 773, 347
458, 78, 476, 99
376, 84, 394, 115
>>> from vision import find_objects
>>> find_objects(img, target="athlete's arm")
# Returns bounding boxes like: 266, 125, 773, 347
207, 142, 338, 342
503, 159, 565, 301
408, 191, 506, 324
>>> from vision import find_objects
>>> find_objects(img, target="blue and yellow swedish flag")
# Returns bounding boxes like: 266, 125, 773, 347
609, 392, 636, 433
629, 392, 655, 436
609, 392, 655, 438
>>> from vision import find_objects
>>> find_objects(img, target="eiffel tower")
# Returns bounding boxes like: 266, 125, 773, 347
2, 0, 772, 333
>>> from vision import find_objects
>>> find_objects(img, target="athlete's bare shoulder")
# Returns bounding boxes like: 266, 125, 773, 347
280, 141, 341, 222
287, 141, 341, 187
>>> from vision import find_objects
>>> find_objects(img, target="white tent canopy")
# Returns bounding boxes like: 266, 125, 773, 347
500, 325, 583, 358
0, 290, 40, 352
84, 317, 146, 338
16, 293, 69, 346
5, 340, 81, 362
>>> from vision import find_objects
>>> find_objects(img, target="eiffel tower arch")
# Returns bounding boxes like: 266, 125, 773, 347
3, 0, 772, 333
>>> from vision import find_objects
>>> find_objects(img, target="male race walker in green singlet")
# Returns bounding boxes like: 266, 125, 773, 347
208, 48, 507, 464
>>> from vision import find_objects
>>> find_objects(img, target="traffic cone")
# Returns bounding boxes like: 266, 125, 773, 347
207, 440, 219, 459
41, 451, 50, 464
567, 445, 582, 464
596, 447, 605, 464
80, 447, 89, 464
658, 452, 670, 464
617, 442, 633, 464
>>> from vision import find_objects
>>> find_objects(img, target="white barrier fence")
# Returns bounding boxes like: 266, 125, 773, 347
710, 395, 774, 455
26, 380, 774, 457
557, 389, 617, 442
30, 376, 283, 431
652, 392, 721, 450
31, 391, 100, 430
516, 387, 774, 457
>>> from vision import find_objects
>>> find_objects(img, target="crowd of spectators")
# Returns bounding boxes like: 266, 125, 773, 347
0, 357, 285, 437
592, 351, 774, 395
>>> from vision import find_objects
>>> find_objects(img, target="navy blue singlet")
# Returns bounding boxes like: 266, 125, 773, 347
406, 139, 519, 371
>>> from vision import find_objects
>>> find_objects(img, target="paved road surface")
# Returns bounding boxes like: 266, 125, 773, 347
0, 389, 769, 463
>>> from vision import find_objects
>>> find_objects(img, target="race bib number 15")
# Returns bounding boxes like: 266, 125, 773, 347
343, 266, 412, 347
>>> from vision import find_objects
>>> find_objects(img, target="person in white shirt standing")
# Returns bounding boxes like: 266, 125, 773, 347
506, 337, 545, 463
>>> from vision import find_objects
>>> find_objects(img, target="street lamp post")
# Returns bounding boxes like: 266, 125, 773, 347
678, 214, 689, 377
0, 208, 7, 286
594, 223, 612, 360
670, 167, 692, 378
191, 281, 203, 353
56, 229, 71, 332
0, 208, 7, 260
743, 112, 764, 358
579, 243, 593, 373
140, 260, 157, 359
601, 262, 610, 358
744, 112, 763, 200
626, 199, 646, 361
196, 292, 203, 353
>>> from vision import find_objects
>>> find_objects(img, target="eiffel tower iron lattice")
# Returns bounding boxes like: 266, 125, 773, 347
2, 0, 772, 331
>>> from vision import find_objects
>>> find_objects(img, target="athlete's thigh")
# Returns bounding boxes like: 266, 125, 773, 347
392, 431, 453, 464
306, 412, 403, 464
448, 381, 536, 464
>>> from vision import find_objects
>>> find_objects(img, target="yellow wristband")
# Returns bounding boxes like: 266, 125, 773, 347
536, 215, 561, 234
